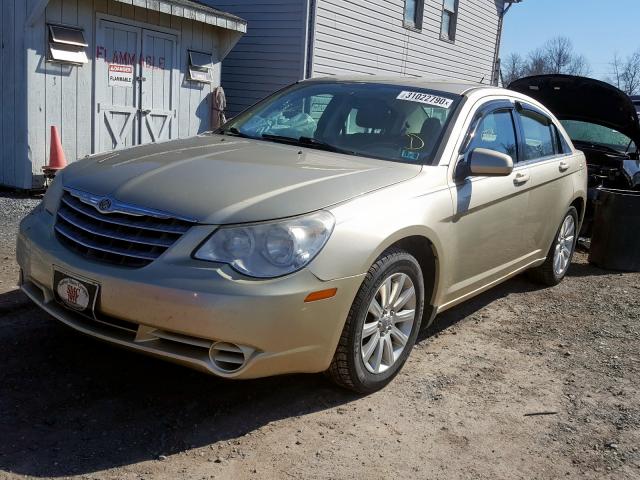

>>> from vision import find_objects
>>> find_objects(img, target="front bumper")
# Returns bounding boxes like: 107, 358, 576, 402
17, 207, 364, 379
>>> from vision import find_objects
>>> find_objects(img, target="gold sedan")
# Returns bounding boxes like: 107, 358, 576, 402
17, 77, 587, 392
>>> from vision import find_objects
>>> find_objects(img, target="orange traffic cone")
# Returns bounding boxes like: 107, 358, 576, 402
42, 126, 67, 178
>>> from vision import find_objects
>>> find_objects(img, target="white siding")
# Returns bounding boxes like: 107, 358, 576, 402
201, 0, 309, 115
5, 0, 240, 189
312, 0, 504, 83
1, 0, 29, 188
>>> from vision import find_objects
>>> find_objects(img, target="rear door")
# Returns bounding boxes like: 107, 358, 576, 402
515, 104, 579, 256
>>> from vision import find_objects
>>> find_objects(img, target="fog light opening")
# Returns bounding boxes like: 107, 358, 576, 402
209, 342, 251, 373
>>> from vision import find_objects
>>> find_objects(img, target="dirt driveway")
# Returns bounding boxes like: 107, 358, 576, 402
1, 193, 639, 480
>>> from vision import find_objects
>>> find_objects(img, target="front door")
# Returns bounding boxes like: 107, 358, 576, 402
444, 105, 533, 306
95, 20, 176, 152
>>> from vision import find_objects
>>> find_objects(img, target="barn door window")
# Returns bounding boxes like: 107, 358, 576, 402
440, 0, 458, 42
48, 24, 88, 64
403, 0, 424, 30
188, 50, 214, 83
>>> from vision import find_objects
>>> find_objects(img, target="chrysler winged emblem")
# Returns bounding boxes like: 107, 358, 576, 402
97, 198, 112, 212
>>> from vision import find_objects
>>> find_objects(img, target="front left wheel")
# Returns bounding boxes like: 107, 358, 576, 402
326, 248, 425, 393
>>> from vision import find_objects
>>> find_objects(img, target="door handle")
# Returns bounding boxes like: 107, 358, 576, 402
514, 172, 530, 185
141, 109, 152, 115
559, 161, 570, 172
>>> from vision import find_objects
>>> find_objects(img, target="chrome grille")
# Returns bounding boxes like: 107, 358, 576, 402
55, 191, 195, 268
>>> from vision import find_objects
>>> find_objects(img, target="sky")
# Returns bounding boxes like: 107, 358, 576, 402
500, 0, 640, 80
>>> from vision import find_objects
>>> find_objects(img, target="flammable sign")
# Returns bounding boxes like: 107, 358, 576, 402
108, 64, 134, 88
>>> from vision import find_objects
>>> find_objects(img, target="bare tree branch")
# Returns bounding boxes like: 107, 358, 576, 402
501, 53, 526, 86
526, 48, 549, 76
608, 50, 640, 95
569, 54, 591, 77
501, 36, 593, 84
544, 37, 574, 74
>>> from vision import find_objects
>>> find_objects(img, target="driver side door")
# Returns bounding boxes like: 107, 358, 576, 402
443, 101, 534, 307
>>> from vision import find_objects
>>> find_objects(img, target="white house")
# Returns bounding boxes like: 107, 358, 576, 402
205, 0, 519, 115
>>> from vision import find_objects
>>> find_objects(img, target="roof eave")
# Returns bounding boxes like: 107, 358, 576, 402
113, 0, 247, 33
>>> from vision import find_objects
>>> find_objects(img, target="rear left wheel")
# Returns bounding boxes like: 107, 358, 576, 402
529, 207, 578, 286
326, 248, 424, 393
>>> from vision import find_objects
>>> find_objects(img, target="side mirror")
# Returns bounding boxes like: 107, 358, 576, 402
468, 148, 514, 176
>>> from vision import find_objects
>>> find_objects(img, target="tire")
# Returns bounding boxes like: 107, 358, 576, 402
326, 248, 425, 393
528, 207, 578, 286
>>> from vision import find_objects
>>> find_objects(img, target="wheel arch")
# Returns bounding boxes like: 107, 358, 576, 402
368, 228, 444, 327
539, 198, 583, 262
570, 195, 586, 224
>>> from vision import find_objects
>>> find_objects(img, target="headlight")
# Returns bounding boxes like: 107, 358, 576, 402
194, 211, 335, 278
43, 174, 64, 215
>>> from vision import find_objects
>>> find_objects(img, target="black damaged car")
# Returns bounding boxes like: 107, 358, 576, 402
631, 95, 640, 116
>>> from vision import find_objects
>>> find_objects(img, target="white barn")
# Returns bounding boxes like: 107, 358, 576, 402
0, 0, 246, 189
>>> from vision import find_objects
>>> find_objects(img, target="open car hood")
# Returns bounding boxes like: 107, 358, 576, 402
509, 75, 640, 147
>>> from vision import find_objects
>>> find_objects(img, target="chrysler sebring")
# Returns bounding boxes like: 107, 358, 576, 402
17, 77, 587, 392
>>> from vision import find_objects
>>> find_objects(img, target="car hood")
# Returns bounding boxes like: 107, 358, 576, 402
509, 75, 640, 147
62, 135, 421, 224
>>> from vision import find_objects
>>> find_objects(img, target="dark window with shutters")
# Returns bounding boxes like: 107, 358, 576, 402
441, 0, 459, 42
404, 0, 425, 30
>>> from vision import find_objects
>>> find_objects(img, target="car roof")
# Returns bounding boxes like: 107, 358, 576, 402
303, 75, 491, 96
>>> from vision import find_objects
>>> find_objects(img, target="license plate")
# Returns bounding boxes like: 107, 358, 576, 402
53, 268, 99, 317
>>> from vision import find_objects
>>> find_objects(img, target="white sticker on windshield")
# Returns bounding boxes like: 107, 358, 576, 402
396, 91, 454, 109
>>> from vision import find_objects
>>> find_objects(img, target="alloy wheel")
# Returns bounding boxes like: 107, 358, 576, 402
361, 273, 417, 374
553, 214, 575, 276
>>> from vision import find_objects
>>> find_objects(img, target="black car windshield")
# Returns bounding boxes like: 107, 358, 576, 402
561, 120, 637, 153
220, 82, 461, 165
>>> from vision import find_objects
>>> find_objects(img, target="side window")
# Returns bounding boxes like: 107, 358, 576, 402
307, 94, 333, 123
344, 108, 368, 134
519, 111, 557, 161
339, 103, 393, 137
404, 106, 428, 134
554, 125, 573, 154
468, 110, 518, 159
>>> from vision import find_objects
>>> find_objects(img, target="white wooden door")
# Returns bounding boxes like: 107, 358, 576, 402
95, 20, 141, 151
140, 29, 177, 143
95, 21, 177, 151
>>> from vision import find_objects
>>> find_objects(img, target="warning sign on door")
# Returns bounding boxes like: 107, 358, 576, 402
108, 64, 134, 88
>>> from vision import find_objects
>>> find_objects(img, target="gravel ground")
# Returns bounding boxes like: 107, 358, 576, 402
0, 191, 40, 293
0, 194, 639, 480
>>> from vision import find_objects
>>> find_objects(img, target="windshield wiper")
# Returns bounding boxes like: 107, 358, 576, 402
298, 137, 355, 155
261, 134, 355, 155
220, 127, 254, 139
261, 133, 299, 144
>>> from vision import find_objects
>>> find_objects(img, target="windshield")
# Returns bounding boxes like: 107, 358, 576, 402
561, 120, 636, 153
221, 82, 461, 165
